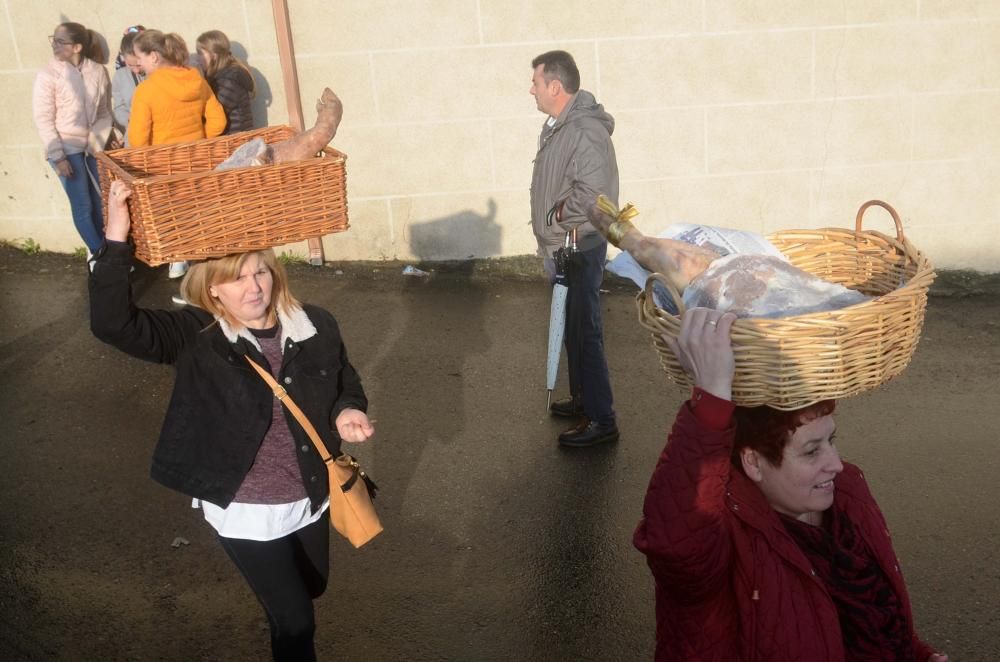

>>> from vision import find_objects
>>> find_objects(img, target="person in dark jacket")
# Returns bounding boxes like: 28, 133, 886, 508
90, 179, 374, 662
529, 49, 619, 448
633, 307, 948, 661
197, 30, 255, 134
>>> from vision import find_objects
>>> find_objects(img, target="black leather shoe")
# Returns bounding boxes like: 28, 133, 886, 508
549, 396, 584, 418
558, 421, 619, 448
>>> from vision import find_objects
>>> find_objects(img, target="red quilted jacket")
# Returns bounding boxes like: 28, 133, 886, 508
633, 400, 937, 662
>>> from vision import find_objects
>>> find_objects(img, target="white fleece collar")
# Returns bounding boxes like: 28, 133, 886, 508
217, 304, 317, 352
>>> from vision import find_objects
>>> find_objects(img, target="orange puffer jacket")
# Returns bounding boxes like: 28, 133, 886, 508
128, 66, 226, 146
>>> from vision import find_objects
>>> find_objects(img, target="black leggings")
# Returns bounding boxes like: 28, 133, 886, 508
219, 515, 330, 662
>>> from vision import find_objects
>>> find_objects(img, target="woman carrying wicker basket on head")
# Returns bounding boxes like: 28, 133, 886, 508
32, 21, 113, 265
634, 307, 948, 661
196, 30, 255, 135
129, 29, 227, 285
91, 179, 375, 662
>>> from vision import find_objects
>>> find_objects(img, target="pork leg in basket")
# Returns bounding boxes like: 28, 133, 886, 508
217, 88, 344, 170
588, 197, 870, 318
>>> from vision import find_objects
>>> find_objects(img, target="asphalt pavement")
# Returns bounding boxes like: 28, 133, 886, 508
1, 247, 998, 661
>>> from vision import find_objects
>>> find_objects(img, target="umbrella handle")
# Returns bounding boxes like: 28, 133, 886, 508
643, 272, 686, 316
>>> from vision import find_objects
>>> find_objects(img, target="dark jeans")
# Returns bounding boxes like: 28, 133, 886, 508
218, 514, 330, 662
51, 153, 104, 252
564, 241, 615, 427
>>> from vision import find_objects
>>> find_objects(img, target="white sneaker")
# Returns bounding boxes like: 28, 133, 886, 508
168, 261, 189, 279
171, 293, 188, 306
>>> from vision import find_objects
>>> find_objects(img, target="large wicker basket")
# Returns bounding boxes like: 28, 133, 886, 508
96, 126, 348, 266
636, 200, 935, 410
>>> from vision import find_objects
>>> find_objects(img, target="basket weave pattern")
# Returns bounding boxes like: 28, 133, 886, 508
636, 201, 936, 410
96, 126, 348, 266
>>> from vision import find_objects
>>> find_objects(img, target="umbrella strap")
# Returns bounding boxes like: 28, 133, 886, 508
546, 203, 559, 227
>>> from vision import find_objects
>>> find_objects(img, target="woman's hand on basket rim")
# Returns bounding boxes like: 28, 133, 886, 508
663, 308, 737, 402
335, 408, 374, 444
106, 180, 133, 243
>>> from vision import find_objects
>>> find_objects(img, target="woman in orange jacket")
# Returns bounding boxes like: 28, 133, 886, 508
128, 29, 226, 147
129, 29, 226, 285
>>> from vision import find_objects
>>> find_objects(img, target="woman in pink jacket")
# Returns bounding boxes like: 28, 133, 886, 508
634, 308, 948, 661
32, 22, 112, 259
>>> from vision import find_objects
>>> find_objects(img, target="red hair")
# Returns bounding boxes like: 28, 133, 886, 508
732, 400, 836, 469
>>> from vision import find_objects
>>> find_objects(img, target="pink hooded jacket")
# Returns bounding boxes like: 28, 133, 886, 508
32, 57, 112, 162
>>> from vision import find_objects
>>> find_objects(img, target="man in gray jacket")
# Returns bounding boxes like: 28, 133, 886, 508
529, 50, 619, 447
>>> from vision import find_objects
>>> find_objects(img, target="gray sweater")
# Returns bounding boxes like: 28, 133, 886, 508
111, 66, 145, 146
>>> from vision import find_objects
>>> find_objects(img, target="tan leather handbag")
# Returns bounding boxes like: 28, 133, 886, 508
245, 356, 383, 548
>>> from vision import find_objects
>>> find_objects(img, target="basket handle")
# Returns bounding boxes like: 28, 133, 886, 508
643, 272, 686, 316
855, 200, 904, 243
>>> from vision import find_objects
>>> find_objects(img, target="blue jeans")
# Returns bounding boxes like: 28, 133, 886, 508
51, 152, 104, 252
563, 241, 616, 427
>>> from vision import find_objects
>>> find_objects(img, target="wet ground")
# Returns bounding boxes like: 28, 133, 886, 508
1, 246, 998, 661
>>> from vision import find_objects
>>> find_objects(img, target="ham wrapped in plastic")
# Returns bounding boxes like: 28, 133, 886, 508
683, 253, 870, 318
589, 196, 870, 318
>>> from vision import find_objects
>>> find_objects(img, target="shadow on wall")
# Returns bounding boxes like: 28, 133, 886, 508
407, 198, 501, 263
230, 41, 271, 128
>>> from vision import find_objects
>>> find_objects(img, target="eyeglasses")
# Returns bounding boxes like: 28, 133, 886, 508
124, 25, 145, 34
48, 35, 73, 46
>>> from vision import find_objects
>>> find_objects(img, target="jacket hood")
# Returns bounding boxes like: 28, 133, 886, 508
147, 66, 209, 103
557, 89, 615, 136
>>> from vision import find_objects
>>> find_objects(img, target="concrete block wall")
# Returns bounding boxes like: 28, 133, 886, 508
2, 1, 997, 270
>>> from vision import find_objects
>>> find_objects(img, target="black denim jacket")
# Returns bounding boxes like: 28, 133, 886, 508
89, 241, 367, 510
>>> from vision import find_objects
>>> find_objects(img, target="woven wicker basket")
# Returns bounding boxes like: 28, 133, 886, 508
636, 200, 936, 410
96, 126, 348, 266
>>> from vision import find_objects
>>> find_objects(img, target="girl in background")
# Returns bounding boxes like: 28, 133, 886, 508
111, 25, 146, 147
32, 21, 112, 261
129, 29, 226, 284
197, 30, 256, 134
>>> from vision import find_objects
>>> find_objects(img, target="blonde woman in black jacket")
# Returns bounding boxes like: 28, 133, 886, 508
90, 179, 374, 661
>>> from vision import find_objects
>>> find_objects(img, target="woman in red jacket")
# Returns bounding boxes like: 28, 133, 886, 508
634, 307, 947, 662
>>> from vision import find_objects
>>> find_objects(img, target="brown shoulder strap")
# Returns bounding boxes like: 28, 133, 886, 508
244, 355, 333, 462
